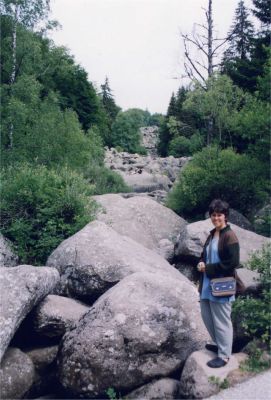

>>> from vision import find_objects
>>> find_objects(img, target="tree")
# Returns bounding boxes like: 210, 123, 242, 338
252, 0, 271, 26
224, 1, 254, 61
0, 0, 51, 148
111, 109, 147, 153
222, 1, 256, 91
100, 77, 121, 121
167, 93, 177, 116
181, 0, 230, 86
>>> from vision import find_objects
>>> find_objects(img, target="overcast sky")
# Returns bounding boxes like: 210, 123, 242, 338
49, 0, 254, 114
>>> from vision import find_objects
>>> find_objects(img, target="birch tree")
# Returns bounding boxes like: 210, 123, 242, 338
0, 0, 51, 147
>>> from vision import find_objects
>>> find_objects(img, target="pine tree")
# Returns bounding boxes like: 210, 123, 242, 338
252, 0, 271, 26
222, 1, 258, 91
100, 77, 120, 122
224, 0, 254, 61
166, 93, 177, 117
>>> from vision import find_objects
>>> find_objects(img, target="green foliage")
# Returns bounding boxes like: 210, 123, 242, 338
111, 109, 148, 153
148, 113, 165, 127
0, 164, 97, 265
240, 343, 270, 373
0, 0, 51, 30
208, 376, 230, 390
1, 78, 100, 169
167, 146, 269, 218
232, 245, 271, 344
83, 163, 131, 195
227, 93, 270, 162
106, 388, 117, 400
106, 388, 123, 400
168, 136, 191, 157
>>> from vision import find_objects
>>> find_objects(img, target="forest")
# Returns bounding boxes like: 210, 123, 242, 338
0, 0, 270, 266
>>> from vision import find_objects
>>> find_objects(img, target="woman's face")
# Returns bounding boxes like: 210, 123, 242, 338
210, 212, 227, 230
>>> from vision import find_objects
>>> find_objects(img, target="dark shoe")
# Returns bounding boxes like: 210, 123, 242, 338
205, 344, 218, 353
207, 357, 229, 368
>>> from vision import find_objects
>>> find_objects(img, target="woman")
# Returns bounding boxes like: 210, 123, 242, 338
197, 199, 240, 368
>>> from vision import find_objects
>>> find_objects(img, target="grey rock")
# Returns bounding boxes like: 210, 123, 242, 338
140, 126, 159, 156
126, 378, 181, 399
175, 219, 270, 264
58, 271, 208, 398
120, 171, 172, 193
0, 234, 18, 267
121, 190, 168, 205
175, 261, 199, 283
0, 347, 35, 399
0, 266, 60, 361
25, 345, 59, 372
31, 295, 89, 338
24, 345, 59, 399
179, 349, 247, 399
236, 268, 261, 294
93, 194, 186, 260
253, 203, 271, 236
46, 220, 184, 300
104, 148, 190, 188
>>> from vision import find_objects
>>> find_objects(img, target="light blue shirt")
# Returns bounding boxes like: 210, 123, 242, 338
201, 237, 235, 303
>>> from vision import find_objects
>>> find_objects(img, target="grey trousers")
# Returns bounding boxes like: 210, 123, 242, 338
200, 299, 233, 359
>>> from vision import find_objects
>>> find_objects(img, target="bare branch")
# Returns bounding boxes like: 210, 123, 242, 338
184, 40, 207, 84
181, 33, 208, 57
195, 60, 208, 71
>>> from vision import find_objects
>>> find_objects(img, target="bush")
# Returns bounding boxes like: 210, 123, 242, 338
232, 244, 271, 345
83, 163, 131, 195
168, 136, 191, 156
166, 146, 269, 218
0, 164, 97, 265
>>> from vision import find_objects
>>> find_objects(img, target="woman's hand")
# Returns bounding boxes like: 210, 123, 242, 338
197, 262, 206, 272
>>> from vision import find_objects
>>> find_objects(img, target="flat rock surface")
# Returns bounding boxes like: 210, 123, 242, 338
204, 369, 271, 400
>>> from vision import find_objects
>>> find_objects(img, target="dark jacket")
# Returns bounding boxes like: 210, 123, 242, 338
198, 224, 240, 294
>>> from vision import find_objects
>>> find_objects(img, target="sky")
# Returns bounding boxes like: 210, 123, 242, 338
49, 0, 254, 114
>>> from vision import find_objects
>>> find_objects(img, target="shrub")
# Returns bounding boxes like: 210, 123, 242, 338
168, 136, 191, 156
83, 163, 131, 195
0, 164, 97, 265
166, 146, 269, 218
232, 244, 271, 344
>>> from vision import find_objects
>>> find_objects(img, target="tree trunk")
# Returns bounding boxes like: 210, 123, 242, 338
9, 4, 19, 149
207, 0, 214, 78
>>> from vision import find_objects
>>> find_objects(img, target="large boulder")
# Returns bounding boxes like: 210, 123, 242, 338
0, 265, 60, 361
179, 350, 247, 399
58, 271, 209, 398
46, 220, 185, 301
30, 295, 90, 338
175, 219, 270, 264
0, 234, 18, 267
93, 194, 186, 260
0, 347, 35, 399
